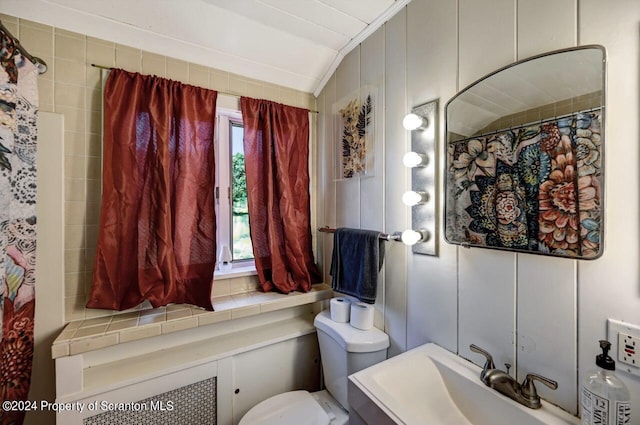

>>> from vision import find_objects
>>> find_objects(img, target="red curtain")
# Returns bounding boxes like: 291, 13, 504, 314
240, 97, 321, 293
87, 69, 218, 311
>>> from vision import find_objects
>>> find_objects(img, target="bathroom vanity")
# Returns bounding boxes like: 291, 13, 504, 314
347, 343, 579, 425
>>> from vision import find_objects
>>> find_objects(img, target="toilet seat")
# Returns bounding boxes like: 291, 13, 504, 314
238, 390, 330, 425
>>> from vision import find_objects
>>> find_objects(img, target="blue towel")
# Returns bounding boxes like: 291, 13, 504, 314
330, 228, 385, 304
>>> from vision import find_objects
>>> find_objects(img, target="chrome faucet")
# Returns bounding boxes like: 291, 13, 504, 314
469, 344, 558, 409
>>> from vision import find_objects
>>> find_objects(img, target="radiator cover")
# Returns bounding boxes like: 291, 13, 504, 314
84, 377, 217, 425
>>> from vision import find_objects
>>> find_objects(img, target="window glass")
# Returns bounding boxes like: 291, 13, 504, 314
230, 122, 253, 260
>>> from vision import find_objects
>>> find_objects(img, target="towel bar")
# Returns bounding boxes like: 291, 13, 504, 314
318, 226, 401, 242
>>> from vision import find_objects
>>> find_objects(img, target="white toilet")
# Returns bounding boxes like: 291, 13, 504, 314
239, 309, 390, 425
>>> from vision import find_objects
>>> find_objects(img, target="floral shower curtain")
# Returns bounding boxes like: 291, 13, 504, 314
0, 30, 40, 425
446, 111, 603, 258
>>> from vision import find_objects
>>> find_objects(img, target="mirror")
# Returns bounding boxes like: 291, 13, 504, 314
444, 45, 606, 259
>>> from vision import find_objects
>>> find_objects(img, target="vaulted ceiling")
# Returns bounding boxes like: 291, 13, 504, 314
3, 0, 410, 95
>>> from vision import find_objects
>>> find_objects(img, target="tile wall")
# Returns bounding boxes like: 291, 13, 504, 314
476, 91, 604, 136
0, 13, 316, 323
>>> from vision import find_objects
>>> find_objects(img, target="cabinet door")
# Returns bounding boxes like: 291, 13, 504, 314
231, 333, 321, 424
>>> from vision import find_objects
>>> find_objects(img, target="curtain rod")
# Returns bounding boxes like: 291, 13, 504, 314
0, 21, 48, 74
91, 63, 318, 114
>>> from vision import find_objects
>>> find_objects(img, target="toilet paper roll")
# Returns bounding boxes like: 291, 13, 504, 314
330, 297, 352, 323
350, 302, 374, 330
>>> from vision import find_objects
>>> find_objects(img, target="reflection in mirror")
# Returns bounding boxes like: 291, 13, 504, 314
445, 45, 606, 259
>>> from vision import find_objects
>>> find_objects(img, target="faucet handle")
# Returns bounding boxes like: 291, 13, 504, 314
521, 373, 558, 401
469, 344, 495, 379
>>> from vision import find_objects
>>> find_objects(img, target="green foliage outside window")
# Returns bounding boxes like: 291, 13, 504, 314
231, 151, 252, 259
232, 153, 247, 214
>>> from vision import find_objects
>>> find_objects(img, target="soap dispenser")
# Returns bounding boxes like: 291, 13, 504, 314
581, 340, 631, 425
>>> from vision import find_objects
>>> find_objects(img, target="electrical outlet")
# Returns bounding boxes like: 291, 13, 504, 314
618, 333, 639, 367
607, 319, 640, 377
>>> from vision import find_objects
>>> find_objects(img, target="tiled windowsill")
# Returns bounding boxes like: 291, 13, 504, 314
52, 283, 332, 359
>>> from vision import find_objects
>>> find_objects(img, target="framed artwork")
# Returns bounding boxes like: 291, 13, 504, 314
333, 86, 376, 180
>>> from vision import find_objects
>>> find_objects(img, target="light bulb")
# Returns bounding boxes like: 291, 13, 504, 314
403, 151, 428, 168
401, 229, 429, 246
402, 191, 429, 206
402, 113, 427, 130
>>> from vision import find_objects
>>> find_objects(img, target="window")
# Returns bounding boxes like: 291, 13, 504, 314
216, 110, 254, 268
230, 122, 252, 260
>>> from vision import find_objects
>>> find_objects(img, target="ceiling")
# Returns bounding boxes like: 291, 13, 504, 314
4, 0, 410, 95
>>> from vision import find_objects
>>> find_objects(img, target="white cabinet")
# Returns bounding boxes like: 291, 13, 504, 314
226, 333, 321, 424
55, 306, 322, 425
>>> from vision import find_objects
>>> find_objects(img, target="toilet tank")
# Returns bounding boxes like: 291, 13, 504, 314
314, 310, 389, 411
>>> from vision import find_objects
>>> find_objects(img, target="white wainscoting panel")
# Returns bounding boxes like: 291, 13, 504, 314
458, 0, 515, 88
317, 77, 337, 282
359, 27, 387, 329
359, 27, 385, 233
383, 8, 409, 357
458, 249, 516, 371
577, 0, 640, 414
517, 254, 577, 414
334, 48, 362, 230
514, 0, 579, 414
405, 0, 459, 353
517, 0, 576, 60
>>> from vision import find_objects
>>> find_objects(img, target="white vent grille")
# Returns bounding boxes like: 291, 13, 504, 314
84, 377, 216, 425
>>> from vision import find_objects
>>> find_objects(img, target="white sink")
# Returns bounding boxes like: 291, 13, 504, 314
348, 343, 579, 425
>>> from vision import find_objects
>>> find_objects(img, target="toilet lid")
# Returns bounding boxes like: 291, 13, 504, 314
239, 390, 330, 425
